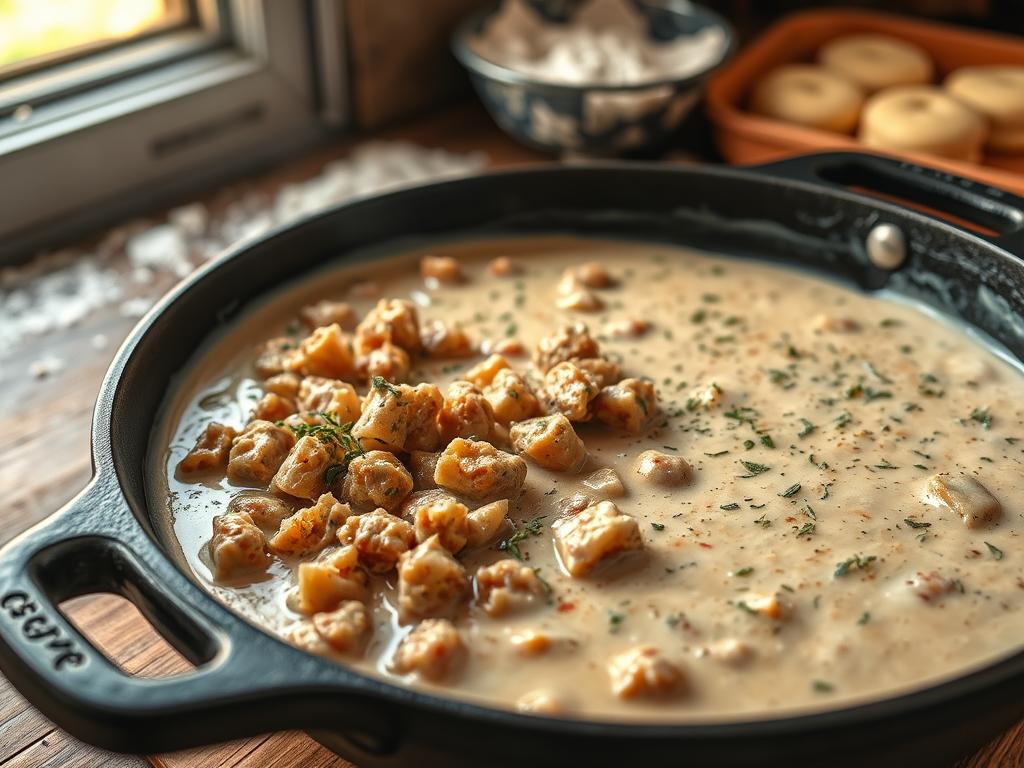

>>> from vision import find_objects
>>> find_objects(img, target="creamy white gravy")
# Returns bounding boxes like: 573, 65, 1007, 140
155, 237, 1024, 722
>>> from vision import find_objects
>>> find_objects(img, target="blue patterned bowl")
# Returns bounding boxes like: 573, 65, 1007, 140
452, 0, 734, 155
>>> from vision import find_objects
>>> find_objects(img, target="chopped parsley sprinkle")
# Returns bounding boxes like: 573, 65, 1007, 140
739, 460, 771, 477
286, 411, 364, 475
864, 360, 893, 383
985, 542, 1004, 561
874, 459, 899, 470
864, 387, 892, 402
835, 411, 852, 428
794, 522, 816, 537
497, 515, 547, 561
608, 611, 625, 632
812, 680, 834, 693
530, 569, 553, 602
720, 502, 740, 510
903, 518, 931, 529
858, 612, 871, 625
918, 373, 944, 397
735, 567, 754, 577
760, 434, 775, 449
798, 418, 816, 437
779, 483, 801, 498
732, 600, 758, 615
371, 375, 402, 398
743, 439, 755, 450
324, 464, 345, 486
970, 407, 993, 430
651, 522, 666, 531
834, 554, 877, 578
724, 406, 759, 424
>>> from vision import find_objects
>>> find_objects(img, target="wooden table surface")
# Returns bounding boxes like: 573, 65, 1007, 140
0, 103, 1021, 768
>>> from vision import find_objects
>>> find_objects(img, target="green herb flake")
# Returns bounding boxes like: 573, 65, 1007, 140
324, 464, 345, 486
834, 554, 877, 578
735, 567, 754, 577
779, 483, 801, 498
651, 522, 666, 531
732, 600, 758, 615
812, 680, 835, 693
857, 612, 871, 626
372, 375, 402, 398
970, 407, 993, 430
720, 502, 740, 510
903, 518, 931, 529
739, 460, 771, 478
527, 569, 553, 605
724, 406, 759, 424
496, 515, 547, 561
798, 418, 816, 438
743, 439, 755, 450
608, 610, 625, 632
794, 521, 816, 537
287, 411, 364, 472
760, 434, 775, 449
985, 541, 1004, 561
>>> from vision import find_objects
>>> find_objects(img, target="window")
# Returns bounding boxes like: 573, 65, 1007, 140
0, 0, 350, 262
1, 0, 190, 77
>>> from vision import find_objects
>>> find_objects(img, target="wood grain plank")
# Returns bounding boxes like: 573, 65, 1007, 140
1, 729, 146, 768
148, 738, 273, 768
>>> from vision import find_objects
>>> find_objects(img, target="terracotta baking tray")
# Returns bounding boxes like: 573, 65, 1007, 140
706, 9, 1024, 194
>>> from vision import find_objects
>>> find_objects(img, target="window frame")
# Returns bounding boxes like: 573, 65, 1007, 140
0, 0, 346, 263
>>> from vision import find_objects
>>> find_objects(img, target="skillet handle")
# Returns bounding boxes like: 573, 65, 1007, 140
748, 152, 1024, 256
0, 476, 397, 756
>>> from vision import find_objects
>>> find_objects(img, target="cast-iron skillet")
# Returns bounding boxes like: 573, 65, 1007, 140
1, 153, 1024, 768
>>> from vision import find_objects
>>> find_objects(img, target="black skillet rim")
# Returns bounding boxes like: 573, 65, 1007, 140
98, 158, 1024, 743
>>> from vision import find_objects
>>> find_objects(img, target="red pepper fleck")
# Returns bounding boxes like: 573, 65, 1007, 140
699, 542, 713, 549
557, 600, 576, 613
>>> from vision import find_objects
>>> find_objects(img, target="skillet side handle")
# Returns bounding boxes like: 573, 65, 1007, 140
0, 477, 397, 756
748, 152, 1024, 256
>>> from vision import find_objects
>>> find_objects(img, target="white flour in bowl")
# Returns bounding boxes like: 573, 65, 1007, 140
471, 0, 726, 86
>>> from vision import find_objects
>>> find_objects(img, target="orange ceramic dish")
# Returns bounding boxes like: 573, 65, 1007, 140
706, 9, 1024, 194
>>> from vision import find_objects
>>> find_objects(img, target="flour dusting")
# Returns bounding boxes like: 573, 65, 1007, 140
0, 142, 486, 361
471, 0, 726, 86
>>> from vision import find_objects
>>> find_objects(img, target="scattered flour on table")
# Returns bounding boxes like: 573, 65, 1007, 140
470, 0, 727, 86
0, 142, 486, 364
28, 355, 66, 379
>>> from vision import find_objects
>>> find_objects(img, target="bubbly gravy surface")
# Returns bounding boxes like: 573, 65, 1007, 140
156, 237, 1024, 722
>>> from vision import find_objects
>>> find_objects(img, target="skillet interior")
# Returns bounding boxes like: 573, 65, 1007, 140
101, 160, 1024, 766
